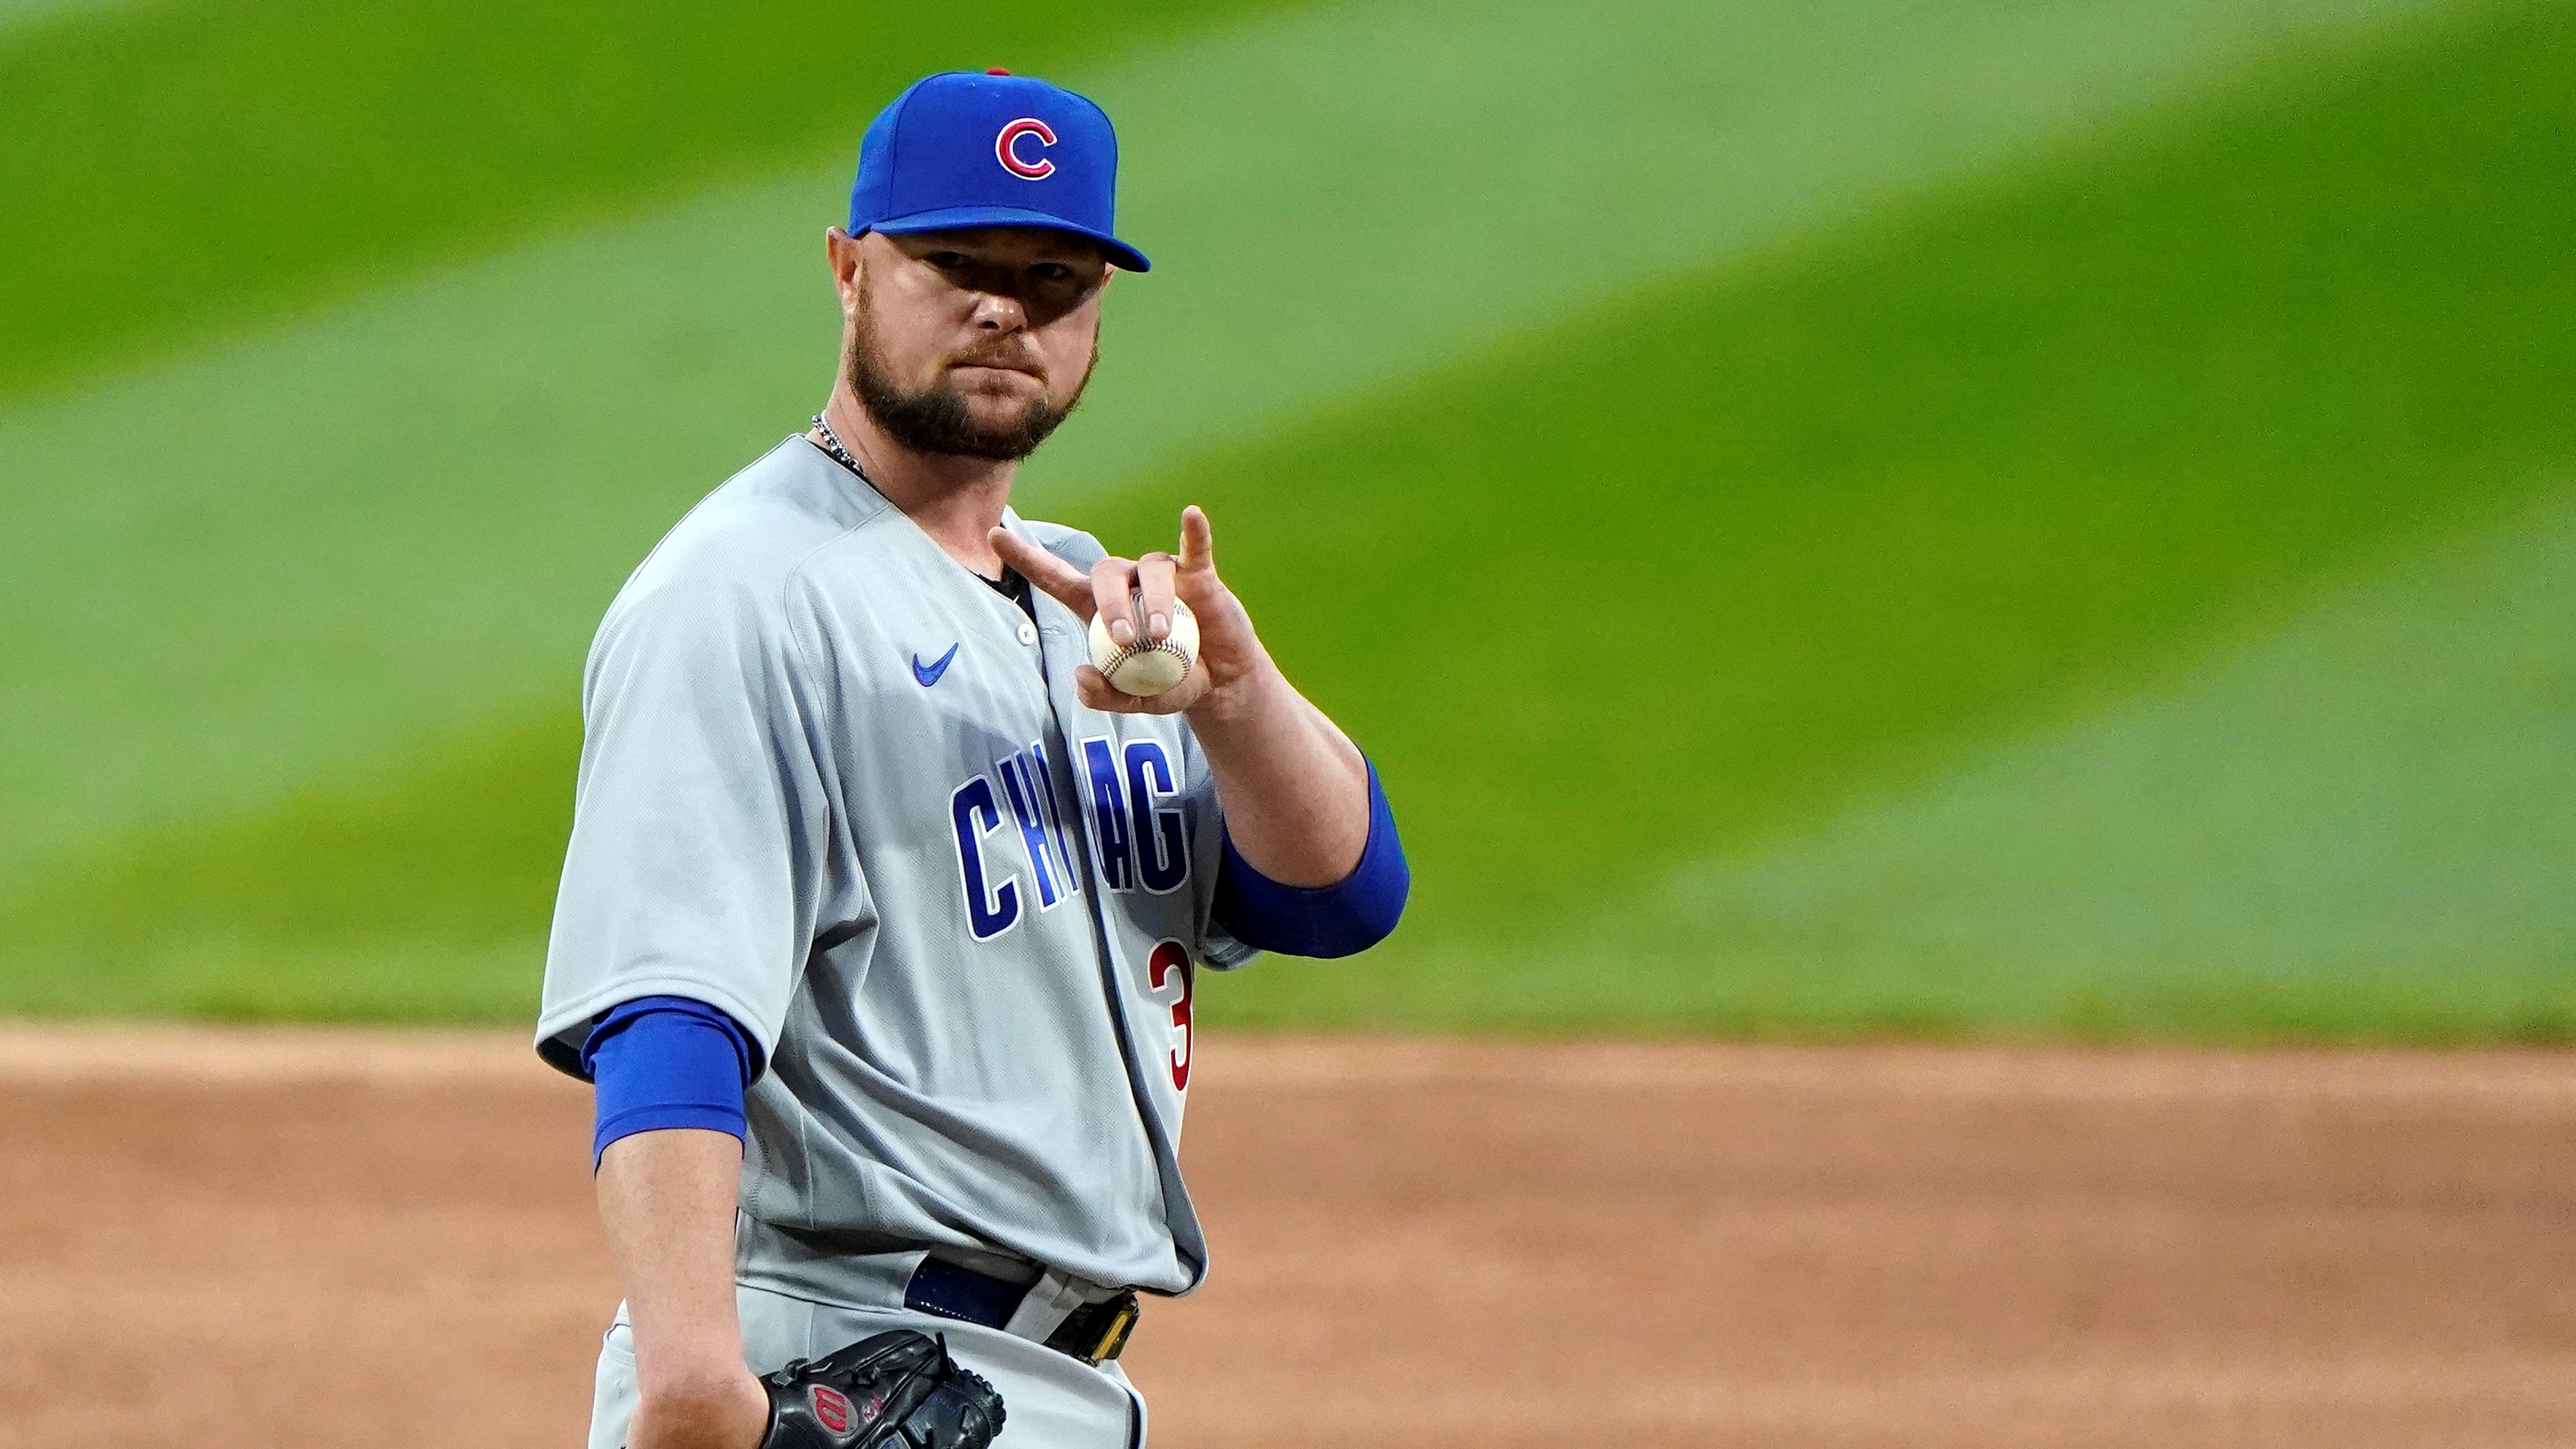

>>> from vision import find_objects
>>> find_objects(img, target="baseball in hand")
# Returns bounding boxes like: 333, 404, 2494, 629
1089, 595, 1198, 696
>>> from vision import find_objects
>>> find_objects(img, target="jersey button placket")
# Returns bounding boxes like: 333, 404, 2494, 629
1017, 620, 1038, 646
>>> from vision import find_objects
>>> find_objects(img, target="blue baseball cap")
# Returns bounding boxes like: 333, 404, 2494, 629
847, 69, 1151, 273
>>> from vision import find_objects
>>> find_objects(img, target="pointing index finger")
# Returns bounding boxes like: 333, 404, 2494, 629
989, 528, 1094, 618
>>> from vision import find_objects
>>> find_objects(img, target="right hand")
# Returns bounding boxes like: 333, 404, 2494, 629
990, 504, 1273, 719
629, 1363, 770, 1449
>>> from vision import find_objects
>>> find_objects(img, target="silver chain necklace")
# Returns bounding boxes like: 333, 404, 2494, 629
809, 412, 871, 481
812, 410, 1018, 595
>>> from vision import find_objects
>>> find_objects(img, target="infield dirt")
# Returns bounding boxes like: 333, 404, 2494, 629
1, 1028, 2570, 1447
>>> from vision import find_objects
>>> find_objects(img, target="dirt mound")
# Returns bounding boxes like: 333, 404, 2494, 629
1, 1028, 2569, 1447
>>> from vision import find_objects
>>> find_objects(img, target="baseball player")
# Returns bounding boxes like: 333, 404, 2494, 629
535, 69, 1409, 1449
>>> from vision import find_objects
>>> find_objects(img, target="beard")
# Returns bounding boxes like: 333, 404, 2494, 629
846, 295, 1095, 461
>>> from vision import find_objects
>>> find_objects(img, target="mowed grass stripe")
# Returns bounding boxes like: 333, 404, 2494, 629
0, 0, 134, 37
4, 0, 2567, 1029
1586, 483, 2576, 1043
0, 0, 1294, 404
0, 0, 2443, 893
1224, 479, 2576, 1042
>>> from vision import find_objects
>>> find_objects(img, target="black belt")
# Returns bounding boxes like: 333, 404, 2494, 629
903, 1257, 1140, 1366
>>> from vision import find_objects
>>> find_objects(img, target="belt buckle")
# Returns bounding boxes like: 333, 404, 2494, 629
1047, 1289, 1140, 1366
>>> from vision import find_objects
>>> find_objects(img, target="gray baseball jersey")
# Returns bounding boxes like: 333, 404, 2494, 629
535, 436, 1250, 1305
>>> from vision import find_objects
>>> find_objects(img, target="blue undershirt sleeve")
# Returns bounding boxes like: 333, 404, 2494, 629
1211, 758, 1409, 958
579, 994, 762, 1168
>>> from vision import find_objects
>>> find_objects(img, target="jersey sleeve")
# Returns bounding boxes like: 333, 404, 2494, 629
1210, 757, 1408, 958
582, 994, 760, 1165
534, 576, 837, 1076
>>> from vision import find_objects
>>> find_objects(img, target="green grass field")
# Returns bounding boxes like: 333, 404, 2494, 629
0, 0, 1293, 401
1, 0, 2567, 1037
0, 0, 2437, 892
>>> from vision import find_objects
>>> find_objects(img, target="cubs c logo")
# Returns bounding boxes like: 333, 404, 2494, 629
996, 118, 1057, 179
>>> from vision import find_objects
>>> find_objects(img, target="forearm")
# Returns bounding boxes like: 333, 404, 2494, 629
1187, 655, 1369, 887
596, 1127, 768, 1449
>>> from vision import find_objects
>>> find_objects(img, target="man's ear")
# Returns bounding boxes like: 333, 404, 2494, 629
825, 226, 865, 311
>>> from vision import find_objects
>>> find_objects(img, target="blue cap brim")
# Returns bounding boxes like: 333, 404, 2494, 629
868, 206, 1151, 273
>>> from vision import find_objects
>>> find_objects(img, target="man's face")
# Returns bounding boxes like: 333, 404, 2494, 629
835, 226, 1110, 461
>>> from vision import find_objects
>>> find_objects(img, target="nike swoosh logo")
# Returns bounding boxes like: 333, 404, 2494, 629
912, 643, 961, 687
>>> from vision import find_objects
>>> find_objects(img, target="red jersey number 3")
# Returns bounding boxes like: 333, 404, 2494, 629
1147, 939, 1194, 1092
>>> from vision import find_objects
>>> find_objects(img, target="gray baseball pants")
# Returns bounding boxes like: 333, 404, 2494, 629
587, 1282, 1145, 1448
